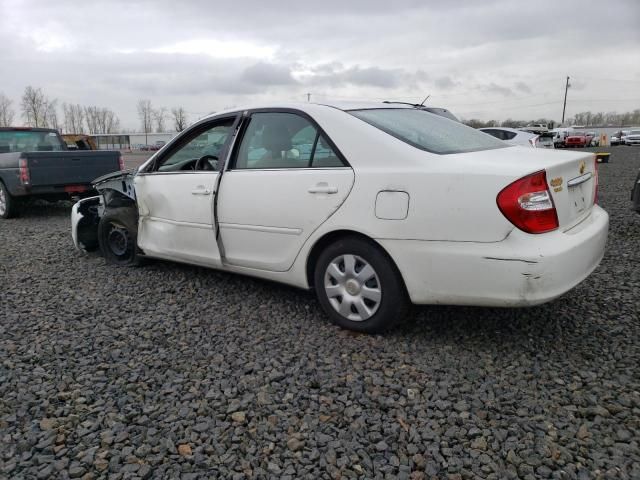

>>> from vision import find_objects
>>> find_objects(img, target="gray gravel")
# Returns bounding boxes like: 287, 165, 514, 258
1, 146, 639, 479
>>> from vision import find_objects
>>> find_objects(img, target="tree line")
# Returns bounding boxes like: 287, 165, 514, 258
462, 109, 640, 129
0, 87, 190, 136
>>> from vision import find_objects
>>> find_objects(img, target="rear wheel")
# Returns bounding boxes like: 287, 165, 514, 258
98, 207, 140, 266
0, 181, 19, 219
314, 236, 409, 333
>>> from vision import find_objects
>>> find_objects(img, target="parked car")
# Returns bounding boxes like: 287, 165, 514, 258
551, 128, 574, 148
479, 127, 553, 148
0, 127, 122, 219
624, 129, 640, 146
71, 102, 608, 333
610, 132, 621, 146
587, 132, 599, 147
564, 131, 590, 148
620, 130, 631, 145
632, 169, 640, 213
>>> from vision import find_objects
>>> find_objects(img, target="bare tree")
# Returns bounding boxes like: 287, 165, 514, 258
84, 106, 99, 134
43, 99, 60, 131
21, 86, 48, 127
0, 93, 15, 126
63, 103, 85, 134
137, 99, 153, 145
153, 107, 167, 132
171, 107, 188, 132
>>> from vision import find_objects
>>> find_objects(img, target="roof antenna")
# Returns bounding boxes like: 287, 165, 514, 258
419, 95, 430, 106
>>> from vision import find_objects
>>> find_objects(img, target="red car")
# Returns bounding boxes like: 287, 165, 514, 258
564, 132, 591, 148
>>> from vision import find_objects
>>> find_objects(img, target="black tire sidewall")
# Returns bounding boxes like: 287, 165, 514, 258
0, 181, 18, 219
314, 236, 409, 333
98, 208, 139, 266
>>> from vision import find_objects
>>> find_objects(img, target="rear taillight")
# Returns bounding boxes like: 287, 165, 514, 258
19, 158, 30, 185
497, 170, 559, 234
118, 154, 125, 171
529, 136, 539, 148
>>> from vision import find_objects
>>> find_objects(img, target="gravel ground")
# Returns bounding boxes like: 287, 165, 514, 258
1, 146, 639, 479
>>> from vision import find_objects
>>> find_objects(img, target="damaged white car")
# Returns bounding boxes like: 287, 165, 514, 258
72, 102, 609, 333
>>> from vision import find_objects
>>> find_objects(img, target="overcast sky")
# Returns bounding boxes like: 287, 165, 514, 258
1, 0, 639, 129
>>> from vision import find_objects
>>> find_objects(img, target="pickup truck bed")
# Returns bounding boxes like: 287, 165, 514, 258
0, 127, 122, 218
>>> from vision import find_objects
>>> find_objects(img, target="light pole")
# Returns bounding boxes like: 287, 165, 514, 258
561, 76, 570, 125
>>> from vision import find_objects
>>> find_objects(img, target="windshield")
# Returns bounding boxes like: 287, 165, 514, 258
349, 108, 506, 154
0, 130, 65, 153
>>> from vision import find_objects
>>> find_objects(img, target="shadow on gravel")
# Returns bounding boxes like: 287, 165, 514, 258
16, 199, 74, 218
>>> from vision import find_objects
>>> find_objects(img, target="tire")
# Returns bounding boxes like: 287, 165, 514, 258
0, 181, 20, 219
313, 236, 410, 333
98, 207, 141, 266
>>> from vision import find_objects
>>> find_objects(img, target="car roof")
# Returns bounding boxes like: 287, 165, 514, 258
202, 101, 445, 121
0, 127, 59, 133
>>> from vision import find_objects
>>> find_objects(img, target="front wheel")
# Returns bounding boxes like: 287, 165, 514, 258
314, 237, 409, 333
98, 207, 140, 266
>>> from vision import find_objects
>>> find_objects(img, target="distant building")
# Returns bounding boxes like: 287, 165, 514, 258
91, 132, 177, 150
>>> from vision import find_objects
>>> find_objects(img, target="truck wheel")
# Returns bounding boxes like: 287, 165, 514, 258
98, 207, 141, 266
314, 236, 410, 333
0, 181, 19, 219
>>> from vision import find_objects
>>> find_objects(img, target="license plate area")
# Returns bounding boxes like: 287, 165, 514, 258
568, 182, 589, 215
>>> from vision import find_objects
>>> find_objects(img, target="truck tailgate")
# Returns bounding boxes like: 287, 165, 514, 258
24, 151, 121, 187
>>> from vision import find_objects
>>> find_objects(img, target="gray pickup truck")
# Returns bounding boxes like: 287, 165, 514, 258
0, 127, 122, 218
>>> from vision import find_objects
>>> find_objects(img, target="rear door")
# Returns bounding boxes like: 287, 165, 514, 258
217, 110, 354, 271
134, 115, 238, 267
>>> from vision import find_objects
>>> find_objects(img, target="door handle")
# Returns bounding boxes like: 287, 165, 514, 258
308, 183, 338, 194
191, 188, 212, 195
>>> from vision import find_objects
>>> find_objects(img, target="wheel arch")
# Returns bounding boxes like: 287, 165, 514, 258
305, 229, 407, 291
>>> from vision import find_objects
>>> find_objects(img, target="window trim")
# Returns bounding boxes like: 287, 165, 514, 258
139, 113, 240, 174
227, 108, 350, 171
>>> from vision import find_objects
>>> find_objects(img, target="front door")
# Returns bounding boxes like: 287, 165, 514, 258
217, 111, 354, 272
135, 116, 237, 267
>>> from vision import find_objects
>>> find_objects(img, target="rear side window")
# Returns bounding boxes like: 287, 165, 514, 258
350, 109, 506, 154
0, 130, 65, 152
234, 112, 343, 169
502, 131, 517, 140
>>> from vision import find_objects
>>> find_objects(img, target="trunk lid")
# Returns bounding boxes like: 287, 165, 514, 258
24, 151, 121, 187
456, 146, 597, 231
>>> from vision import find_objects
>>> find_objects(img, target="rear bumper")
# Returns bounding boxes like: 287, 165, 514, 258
379, 205, 609, 306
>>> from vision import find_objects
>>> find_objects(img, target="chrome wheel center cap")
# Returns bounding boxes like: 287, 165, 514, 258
345, 279, 361, 296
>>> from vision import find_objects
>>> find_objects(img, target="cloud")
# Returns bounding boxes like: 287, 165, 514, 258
482, 83, 514, 97
515, 81, 532, 94
434, 76, 457, 89
242, 62, 298, 86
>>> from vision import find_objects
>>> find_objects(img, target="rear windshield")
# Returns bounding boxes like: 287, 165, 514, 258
349, 108, 506, 154
0, 130, 66, 153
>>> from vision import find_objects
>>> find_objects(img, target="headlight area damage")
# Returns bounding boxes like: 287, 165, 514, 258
71, 170, 138, 261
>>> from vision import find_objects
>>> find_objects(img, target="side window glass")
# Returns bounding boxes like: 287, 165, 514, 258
311, 135, 342, 168
503, 131, 517, 140
234, 112, 344, 169
155, 119, 234, 172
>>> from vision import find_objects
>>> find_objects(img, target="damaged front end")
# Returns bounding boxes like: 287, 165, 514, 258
71, 170, 137, 251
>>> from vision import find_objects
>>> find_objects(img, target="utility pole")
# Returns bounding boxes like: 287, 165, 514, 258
561, 76, 570, 125
306, 93, 311, 102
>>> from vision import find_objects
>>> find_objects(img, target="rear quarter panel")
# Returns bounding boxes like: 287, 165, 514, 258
0, 152, 23, 195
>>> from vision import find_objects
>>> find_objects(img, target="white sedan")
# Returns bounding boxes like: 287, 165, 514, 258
72, 102, 608, 333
